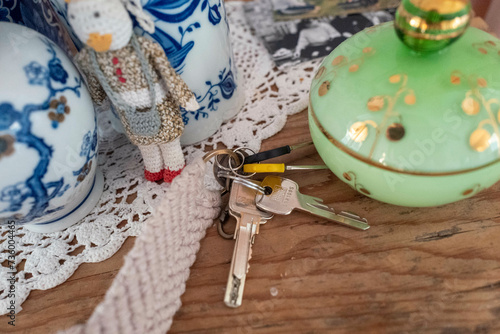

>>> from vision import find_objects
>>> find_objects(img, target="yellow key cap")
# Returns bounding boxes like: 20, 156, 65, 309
243, 164, 286, 173
243, 164, 329, 173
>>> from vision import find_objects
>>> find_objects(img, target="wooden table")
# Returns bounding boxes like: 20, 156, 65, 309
4, 107, 500, 334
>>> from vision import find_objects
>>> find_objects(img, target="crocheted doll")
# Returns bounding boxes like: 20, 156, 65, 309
67, 0, 199, 182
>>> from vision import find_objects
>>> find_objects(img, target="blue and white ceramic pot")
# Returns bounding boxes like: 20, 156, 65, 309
138, 0, 245, 145
47, 0, 84, 51
0, 0, 78, 56
0, 22, 103, 233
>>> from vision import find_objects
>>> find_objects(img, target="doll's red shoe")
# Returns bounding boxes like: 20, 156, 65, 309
163, 167, 184, 183
144, 169, 164, 182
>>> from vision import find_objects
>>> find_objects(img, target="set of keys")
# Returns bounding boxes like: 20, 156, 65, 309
207, 143, 370, 308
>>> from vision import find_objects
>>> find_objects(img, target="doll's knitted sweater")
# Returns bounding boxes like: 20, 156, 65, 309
75, 36, 195, 146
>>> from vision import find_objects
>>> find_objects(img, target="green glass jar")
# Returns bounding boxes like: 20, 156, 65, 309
309, 0, 500, 207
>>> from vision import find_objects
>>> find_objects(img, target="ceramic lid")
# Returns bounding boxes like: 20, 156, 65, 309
309, 2, 500, 174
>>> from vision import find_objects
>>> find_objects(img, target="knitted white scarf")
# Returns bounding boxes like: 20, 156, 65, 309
59, 158, 221, 334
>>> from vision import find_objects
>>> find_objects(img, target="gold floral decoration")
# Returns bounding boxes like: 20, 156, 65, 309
48, 96, 71, 126
77, 160, 93, 182
316, 46, 376, 98
472, 40, 499, 56
367, 96, 385, 111
462, 184, 483, 197
386, 123, 406, 141
0, 135, 15, 160
365, 22, 391, 35
330, 47, 376, 73
348, 73, 416, 157
451, 70, 500, 154
343, 171, 371, 195
349, 120, 377, 143
318, 81, 330, 97
49, 112, 65, 124
314, 66, 326, 80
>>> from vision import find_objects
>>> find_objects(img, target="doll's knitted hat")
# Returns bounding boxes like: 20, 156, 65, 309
66, 0, 155, 33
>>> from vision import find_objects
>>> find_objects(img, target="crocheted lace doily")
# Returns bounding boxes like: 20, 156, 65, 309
0, 2, 318, 314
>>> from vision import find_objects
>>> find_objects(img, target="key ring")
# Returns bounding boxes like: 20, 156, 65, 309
228, 147, 257, 179
203, 149, 240, 164
212, 149, 245, 192
215, 147, 257, 179
217, 205, 235, 240
217, 171, 266, 194
215, 172, 266, 240
215, 150, 245, 172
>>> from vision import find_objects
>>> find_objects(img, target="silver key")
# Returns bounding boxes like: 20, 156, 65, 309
225, 181, 273, 308
256, 176, 369, 231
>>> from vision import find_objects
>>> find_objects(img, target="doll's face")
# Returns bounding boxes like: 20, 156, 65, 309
68, 0, 133, 52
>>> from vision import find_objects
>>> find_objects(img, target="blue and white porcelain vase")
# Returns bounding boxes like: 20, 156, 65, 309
0, 0, 78, 56
137, 0, 245, 145
47, 0, 84, 51
0, 22, 103, 233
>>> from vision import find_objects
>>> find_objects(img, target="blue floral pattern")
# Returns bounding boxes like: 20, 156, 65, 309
24, 62, 49, 85
0, 37, 83, 224
141, 0, 222, 72
0, 0, 21, 23
2, 0, 22, 23
203, 0, 221, 25
48, 0, 84, 50
48, 58, 69, 84
0, 182, 30, 211
0, 5, 12, 22
0, 103, 19, 128
0, 0, 76, 54
73, 126, 98, 185
218, 66, 236, 99
181, 59, 236, 124
139, 0, 238, 127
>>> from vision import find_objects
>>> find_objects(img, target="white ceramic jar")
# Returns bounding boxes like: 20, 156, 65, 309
0, 22, 103, 233
137, 0, 245, 145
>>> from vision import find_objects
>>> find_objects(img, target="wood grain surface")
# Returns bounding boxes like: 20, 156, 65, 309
1, 3, 499, 332
2, 107, 500, 334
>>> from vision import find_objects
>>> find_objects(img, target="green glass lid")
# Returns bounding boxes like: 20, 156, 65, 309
309, 3, 500, 174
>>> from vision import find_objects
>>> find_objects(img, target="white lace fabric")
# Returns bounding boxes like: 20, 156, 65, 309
0, 2, 319, 315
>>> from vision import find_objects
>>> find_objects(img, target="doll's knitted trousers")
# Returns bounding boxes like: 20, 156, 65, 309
60, 158, 221, 334
138, 138, 185, 173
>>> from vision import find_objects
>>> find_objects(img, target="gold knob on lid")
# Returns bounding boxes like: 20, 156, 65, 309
395, 0, 472, 52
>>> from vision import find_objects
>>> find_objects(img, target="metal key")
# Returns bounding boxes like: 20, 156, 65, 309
255, 176, 369, 231
225, 181, 273, 308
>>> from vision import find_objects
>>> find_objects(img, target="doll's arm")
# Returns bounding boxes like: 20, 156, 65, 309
74, 50, 107, 105
143, 38, 199, 110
